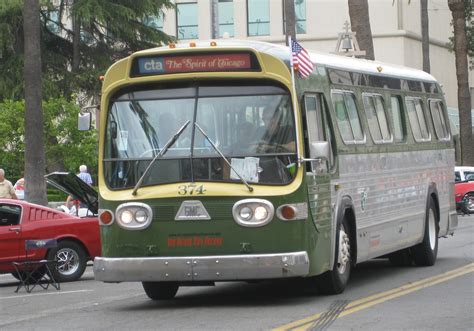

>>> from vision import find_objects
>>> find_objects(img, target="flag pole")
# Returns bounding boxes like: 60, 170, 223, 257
288, 35, 301, 166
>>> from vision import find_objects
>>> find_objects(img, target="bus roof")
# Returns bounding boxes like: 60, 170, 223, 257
139, 39, 438, 83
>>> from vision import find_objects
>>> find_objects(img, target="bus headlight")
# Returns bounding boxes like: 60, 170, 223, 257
239, 207, 253, 220
121, 210, 133, 224
232, 199, 274, 227
116, 203, 153, 230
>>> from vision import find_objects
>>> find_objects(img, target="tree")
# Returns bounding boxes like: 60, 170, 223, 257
23, 0, 47, 205
348, 0, 375, 60
0, 0, 175, 102
0, 98, 98, 183
448, 0, 474, 165
421, 0, 430, 73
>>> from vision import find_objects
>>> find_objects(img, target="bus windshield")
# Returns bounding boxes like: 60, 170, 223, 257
104, 82, 297, 189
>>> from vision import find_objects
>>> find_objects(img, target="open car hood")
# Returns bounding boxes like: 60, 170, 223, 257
45, 172, 98, 215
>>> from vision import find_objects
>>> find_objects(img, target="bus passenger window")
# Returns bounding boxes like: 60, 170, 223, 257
406, 97, 430, 141
429, 100, 449, 140
362, 94, 391, 143
390, 96, 405, 142
331, 91, 364, 144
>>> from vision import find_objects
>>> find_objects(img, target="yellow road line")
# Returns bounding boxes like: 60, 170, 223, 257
274, 263, 474, 331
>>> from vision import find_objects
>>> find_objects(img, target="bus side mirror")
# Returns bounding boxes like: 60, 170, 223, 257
78, 112, 91, 131
304, 141, 330, 175
309, 141, 330, 160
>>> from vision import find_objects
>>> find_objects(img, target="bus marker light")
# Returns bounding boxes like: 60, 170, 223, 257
99, 209, 114, 225
280, 205, 296, 220
168, 42, 176, 48
210, 41, 217, 46
189, 42, 196, 47
276, 203, 308, 221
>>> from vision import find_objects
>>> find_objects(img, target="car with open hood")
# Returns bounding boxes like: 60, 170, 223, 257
0, 172, 100, 282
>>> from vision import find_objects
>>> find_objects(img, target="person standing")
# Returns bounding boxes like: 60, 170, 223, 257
77, 164, 93, 186
0, 169, 18, 199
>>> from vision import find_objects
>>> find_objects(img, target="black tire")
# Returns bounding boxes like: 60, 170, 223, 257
11, 268, 46, 284
461, 192, 474, 215
412, 197, 439, 266
388, 248, 413, 267
142, 282, 179, 300
317, 217, 352, 294
47, 240, 87, 282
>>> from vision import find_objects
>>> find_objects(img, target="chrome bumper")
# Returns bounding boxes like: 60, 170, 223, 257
94, 251, 309, 282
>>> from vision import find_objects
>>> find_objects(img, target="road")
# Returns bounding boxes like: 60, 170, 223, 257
1, 215, 473, 331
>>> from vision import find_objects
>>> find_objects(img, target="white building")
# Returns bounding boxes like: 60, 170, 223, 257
156, 0, 473, 113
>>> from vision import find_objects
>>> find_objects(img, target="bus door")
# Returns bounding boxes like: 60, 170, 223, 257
303, 93, 334, 232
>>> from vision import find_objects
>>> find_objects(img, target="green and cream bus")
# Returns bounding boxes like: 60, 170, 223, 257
90, 40, 457, 299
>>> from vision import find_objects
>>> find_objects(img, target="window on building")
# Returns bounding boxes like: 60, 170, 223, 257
46, 10, 60, 34
219, 0, 234, 37
429, 100, 450, 140
390, 96, 405, 142
283, 0, 307, 34
362, 94, 391, 143
177, 2, 198, 40
332, 91, 364, 144
406, 97, 430, 141
145, 15, 164, 30
247, 0, 270, 36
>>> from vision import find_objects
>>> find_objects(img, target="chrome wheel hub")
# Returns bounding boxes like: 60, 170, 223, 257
337, 227, 350, 274
56, 248, 80, 276
428, 209, 436, 250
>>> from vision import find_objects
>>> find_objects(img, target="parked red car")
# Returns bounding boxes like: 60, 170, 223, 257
0, 172, 100, 282
455, 176, 474, 214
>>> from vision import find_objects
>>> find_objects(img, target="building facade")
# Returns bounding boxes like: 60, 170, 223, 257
157, 0, 472, 112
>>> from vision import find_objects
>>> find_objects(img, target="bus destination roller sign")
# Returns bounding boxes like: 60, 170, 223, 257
131, 52, 259, 77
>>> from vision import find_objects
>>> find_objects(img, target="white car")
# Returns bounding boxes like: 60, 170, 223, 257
455, 166, 474, 182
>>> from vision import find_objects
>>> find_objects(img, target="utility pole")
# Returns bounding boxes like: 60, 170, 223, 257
284, 0, 296, 45
210, 0, 219, 39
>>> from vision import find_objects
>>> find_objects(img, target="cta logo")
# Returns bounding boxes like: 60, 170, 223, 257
138, 57, 165, 74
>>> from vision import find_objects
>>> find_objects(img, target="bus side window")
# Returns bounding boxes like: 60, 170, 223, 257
390, 95, 406, 142
362, 93, 392, 143
406, 97, 431, 142
429, 99, 450, 140
304, 93, 335, 171
331, 90, 364, 144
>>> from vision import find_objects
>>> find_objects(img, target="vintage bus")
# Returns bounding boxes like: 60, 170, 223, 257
89, 40, 458, 300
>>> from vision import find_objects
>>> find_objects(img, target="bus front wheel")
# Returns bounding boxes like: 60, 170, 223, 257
142, 281, 179, 300
317, 217, 352, 294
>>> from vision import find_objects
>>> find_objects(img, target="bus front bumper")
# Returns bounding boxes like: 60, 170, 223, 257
93, 251, 309, 282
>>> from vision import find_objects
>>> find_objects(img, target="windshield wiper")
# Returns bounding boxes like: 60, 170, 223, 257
195, 123, 253, 192
132, 120, 190, 196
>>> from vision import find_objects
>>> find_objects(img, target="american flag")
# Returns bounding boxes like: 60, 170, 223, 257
291, 40, 314, 78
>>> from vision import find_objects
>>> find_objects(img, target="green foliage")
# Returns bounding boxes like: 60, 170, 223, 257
0, 98, 97, 179
0, 0, 175, 101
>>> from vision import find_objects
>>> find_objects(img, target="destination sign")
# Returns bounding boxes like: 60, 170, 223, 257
131, 52, 260, 77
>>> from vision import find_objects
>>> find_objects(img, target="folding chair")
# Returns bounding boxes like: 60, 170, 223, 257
12, 239, 60, 293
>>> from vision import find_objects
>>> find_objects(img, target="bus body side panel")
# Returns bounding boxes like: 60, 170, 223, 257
305, 172, 333, 276
335, 148, 454, 262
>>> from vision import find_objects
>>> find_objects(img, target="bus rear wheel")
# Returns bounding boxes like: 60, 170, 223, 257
412, 197, 438, 266
317, 217, 352, 294
142, 281, 179, 300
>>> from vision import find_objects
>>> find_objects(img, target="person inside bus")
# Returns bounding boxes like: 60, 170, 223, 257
235, 121, 257, 154
256, 108, 296, 153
